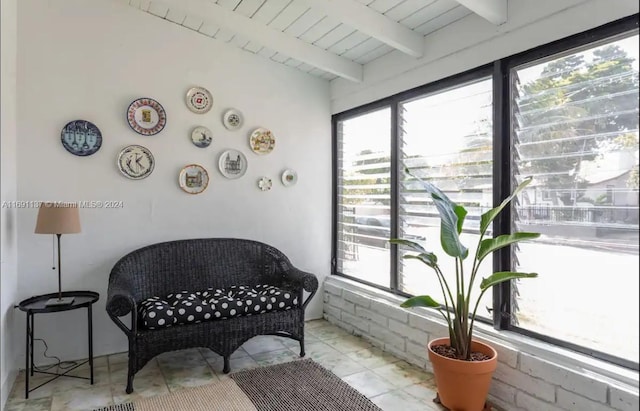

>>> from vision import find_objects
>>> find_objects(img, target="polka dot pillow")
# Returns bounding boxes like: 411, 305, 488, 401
138, 285, 299, 330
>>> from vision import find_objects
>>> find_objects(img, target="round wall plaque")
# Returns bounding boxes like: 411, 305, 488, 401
186, 87, 213, 114
126, 97, 167, 136
60, 120, 102, 156
117, 145, 155, 179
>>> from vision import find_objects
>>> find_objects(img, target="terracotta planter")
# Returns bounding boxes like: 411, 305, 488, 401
428, 337, 498, 411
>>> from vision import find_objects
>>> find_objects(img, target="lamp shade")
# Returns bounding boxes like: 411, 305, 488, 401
34, 203, 81, 234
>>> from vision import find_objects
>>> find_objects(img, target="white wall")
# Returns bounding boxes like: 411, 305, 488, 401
1, 0, 19, 407
330, 0, 640, 113
15, 0, 331, 364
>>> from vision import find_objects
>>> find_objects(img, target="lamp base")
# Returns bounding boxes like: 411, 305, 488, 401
45, 297, 75, 306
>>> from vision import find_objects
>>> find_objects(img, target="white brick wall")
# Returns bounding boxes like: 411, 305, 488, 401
519, 353, 608, 402
322, 277, 639, 411
493, 365, 556, 403
610, 385, 640, 411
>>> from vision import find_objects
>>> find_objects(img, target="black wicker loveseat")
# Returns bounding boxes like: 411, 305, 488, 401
106, 238, 318, 393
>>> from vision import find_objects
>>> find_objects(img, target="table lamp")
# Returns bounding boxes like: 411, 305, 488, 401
35, 202, 81, 306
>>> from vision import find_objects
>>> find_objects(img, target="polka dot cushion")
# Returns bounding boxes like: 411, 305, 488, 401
139, 285, 299, 330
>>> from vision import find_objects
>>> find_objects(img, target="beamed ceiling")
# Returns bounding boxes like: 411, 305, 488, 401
127, 0, 508, 82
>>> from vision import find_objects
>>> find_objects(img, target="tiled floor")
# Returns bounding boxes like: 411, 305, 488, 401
6, 319, 444, 411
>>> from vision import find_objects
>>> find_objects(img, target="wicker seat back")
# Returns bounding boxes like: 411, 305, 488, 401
110, 238, 285, 302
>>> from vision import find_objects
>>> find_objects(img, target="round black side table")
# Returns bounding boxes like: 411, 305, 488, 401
17, 291, 99, 399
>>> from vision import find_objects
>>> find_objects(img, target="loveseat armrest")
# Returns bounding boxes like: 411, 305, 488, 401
106, 285, 138, 335
282, 267, 318, 309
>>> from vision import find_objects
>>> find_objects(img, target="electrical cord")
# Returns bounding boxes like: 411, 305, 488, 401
32, 338, 78, 372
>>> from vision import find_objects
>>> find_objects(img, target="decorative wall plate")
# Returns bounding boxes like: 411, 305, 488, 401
191, 126, 213, 148
117, 145, 155, 180
218, 149, 247, 179
222, 109, 243, 130
179, 164, 209, 194
281, 169, 297, 186
61, 120, 102, 156
258, 176, 272, 191
186, 87, 213, 114
127, 97, 167, 136
249, 128, 275, 155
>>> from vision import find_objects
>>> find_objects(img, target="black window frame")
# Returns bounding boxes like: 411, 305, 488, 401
332, 65, 493, 295
332, 13, 639, 371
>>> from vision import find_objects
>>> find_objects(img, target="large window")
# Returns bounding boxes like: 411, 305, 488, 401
511, 34, 639, 363
332, 16, 639, 369
335, 108, 391, 287
399, 79, 494, 320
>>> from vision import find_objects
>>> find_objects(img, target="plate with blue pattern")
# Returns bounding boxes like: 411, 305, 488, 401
60, 120, 102, 156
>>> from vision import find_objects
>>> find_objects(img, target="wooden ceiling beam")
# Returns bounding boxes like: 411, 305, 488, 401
452, 0, 507, 25
158, 0, 363, 82
300, 0, 424, 58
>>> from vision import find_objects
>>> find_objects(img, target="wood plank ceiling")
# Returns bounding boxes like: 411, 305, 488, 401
128, 0, 507, 82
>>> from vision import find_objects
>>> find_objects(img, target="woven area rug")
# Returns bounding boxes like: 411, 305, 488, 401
94, 359, 381, 411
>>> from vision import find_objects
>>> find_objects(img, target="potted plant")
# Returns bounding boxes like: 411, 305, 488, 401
391, 172, 539, 411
